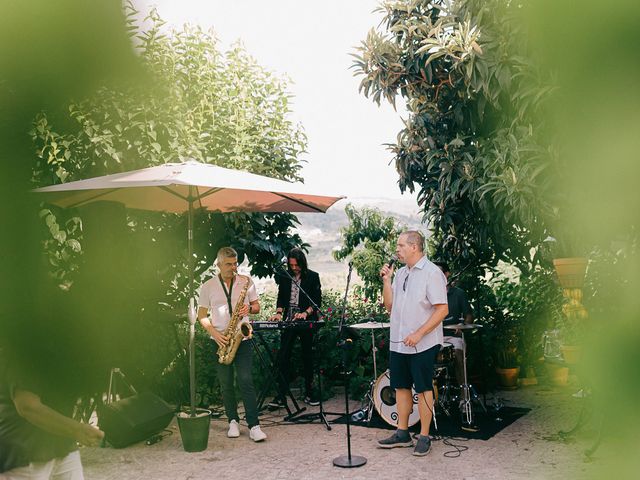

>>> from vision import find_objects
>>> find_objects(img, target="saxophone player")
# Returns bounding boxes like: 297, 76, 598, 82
197, 247, 267, 442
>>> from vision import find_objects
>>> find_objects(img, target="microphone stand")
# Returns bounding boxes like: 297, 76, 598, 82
275, 264, 331, 430
333, 262, 366, 468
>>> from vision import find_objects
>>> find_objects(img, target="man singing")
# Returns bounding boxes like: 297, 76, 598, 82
378, 231, 448, 456
197, 247, 267, 442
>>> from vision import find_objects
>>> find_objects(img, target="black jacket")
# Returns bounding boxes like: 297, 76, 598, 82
276, 269, 322, 321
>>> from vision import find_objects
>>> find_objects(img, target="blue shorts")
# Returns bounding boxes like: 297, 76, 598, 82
389, 344, 440, 393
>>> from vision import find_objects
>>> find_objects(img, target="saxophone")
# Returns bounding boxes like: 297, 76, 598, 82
217, 275, 253, 365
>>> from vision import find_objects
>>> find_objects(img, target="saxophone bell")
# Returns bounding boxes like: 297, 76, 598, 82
240, 321, 253, 340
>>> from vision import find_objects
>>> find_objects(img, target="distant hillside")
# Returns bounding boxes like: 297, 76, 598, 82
291, 197, 426, 290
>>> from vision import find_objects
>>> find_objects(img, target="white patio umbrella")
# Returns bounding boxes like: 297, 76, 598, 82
34, 159, 344, 414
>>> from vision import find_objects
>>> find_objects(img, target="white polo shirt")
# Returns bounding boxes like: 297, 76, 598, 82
198, 275, 258, 332
390, 256, 448, 354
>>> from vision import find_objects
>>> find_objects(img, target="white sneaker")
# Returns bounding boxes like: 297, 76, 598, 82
227, 420, 240, 438
249, 425, 267, 442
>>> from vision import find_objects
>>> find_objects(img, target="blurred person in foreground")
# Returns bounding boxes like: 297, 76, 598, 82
0, 348, 104, 479
378, 231, 448, 457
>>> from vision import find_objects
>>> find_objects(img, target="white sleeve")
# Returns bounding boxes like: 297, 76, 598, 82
425, 269, 448, 305
198, 280, 211, 309
247, 281, 258, 303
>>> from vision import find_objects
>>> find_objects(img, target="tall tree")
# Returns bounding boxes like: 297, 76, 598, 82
333, 204, 404, 299
32, 4, 309, 297
353, 0, 559, 275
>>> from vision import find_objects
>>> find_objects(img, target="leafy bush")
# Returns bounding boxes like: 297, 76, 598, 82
161, 288, 392, 407
491, 267, 563, 369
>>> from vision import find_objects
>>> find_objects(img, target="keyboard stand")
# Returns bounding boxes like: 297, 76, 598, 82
252, 332, 305, 419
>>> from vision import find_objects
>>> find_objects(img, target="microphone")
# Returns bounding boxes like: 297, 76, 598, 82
380, 255, 397, 278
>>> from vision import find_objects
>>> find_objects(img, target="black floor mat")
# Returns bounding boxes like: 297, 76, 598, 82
332, 406, 531, 441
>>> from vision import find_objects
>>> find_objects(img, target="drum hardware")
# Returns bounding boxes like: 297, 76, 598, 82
444, 323, 487, 430
348, 320, 391, 424
433, 366, 454, 418
436, 343, 455, 365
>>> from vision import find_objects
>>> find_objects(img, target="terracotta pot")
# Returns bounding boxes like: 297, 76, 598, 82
520, 366, 538, 386
552, 257, 588, 288
495, 366, 520, 390
560, 345, 582, 365
545, 362, 569, 386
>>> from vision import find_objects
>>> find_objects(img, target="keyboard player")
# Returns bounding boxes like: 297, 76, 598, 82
268, 248, 322, 407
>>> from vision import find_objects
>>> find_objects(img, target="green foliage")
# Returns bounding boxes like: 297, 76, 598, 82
28, 4, 311, 402
38, 208, 83, 290
32, 5, 306, 184
353, 0, 560, 273
333, 204, 405, 299
31, 3, 309, 293
492, 267, 563, 367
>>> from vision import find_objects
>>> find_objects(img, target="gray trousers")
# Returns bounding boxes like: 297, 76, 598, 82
212, 339, 259, 428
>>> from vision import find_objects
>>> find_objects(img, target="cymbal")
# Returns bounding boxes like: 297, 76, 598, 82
443, 323, 483, 330
349, 321, 391, 330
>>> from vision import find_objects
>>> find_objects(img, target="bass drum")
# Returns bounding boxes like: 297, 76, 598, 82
373, 370, 425, 427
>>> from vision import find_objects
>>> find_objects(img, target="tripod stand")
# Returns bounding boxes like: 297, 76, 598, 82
332, 337, 366, 468
444, 323, 487, 430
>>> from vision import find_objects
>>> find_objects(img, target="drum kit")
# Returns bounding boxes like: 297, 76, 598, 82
349, 320, 486, 431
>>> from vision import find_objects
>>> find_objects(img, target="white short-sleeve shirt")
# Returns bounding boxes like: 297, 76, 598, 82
198, 275, 258, 333
390, 256, 448, 354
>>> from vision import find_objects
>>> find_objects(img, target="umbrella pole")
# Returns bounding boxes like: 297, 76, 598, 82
188, 191, 196, 416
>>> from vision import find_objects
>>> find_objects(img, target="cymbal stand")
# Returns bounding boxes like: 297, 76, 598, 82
434, 366, 453, 418
460, 329, 487, 429
358, 327, 379, 424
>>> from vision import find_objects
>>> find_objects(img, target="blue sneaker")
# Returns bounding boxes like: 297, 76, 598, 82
377, 431, 413, 448
412, 435, 432, 456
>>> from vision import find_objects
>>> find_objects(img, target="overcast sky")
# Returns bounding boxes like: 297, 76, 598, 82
132, 0, 417, 202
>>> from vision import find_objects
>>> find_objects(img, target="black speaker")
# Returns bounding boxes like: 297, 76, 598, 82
98, 392, 174, 448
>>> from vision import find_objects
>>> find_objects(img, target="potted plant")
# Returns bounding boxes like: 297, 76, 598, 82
176, 299, 211, 452
492, 268, 564, 387
552, 257, 588, 289
492, 324, 521, 390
